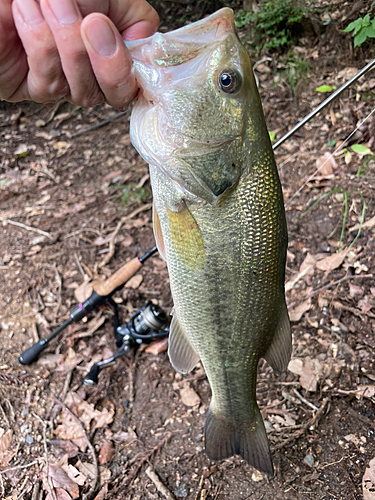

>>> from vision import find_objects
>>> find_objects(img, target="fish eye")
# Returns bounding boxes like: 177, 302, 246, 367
217, 69, 241, 94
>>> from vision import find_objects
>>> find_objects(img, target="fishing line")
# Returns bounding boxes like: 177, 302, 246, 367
285, 106, 375, 206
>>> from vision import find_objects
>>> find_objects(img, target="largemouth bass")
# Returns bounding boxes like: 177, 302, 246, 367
126, 8, 292, 476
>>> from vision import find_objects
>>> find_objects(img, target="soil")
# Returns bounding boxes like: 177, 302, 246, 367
1, 1, 375, 500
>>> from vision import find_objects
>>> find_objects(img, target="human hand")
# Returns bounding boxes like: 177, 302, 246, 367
0, 0, 159, 108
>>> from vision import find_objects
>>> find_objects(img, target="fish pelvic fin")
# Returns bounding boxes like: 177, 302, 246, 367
168, 314, 200, 374
166, 200, 205, 271
204, 404, 274, 477
152, 200, 166, 261
264, 300, 292, 376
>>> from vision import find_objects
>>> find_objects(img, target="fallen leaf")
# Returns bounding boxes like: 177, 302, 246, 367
74, 279, 93, 303
316, 248, 349, 272
124, 274, 143, 289
363, 458, 375, 500
289, 298, 312, 322
112, 429, 137, 444
180, 383, 200, 407
61, 464, 87, 486
315, 152, 336, 178
0, 429, 12, 452
349, 214, 375, 233
98, 440, 115, 464
349, 283, 364, 298
145, 337, 169, 355
288, 356, 332, 392
42, 465, 79, 499
49, 439, 79, 458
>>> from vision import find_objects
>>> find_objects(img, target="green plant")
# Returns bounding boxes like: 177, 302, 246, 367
284, 52, 310, 93
343, 13, 375, 47
109, 184, 150, 208
235, 0, 307, 53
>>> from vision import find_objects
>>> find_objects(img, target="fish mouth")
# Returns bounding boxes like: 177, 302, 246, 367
125, 8, 236, 99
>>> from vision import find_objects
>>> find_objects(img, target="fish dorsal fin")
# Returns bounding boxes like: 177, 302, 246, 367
166, 200, 205, 270
152, 200, 166, 261
168, 315, 200, 374
263, 300, 292, 376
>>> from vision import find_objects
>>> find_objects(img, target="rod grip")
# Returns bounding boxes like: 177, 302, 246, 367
19, 340, 47, 365
93, 258, 142, 296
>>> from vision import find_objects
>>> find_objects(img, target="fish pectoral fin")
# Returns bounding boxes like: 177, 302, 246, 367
168, 315, 200, 374
166, 200, 205, 270
152, 200, 166, 261
264, 300, 292, 376
205, 403, 274, 477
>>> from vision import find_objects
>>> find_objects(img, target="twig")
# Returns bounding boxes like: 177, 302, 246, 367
0, 460, 41, 473
273, 397, 330, 451
0, 472, 4, 497
99, 202, 152, 267
63, 228, 102, 240
0, 402, 10, 427
305, 274, 373, 299
0, 218, 53, 240
53, 397, 99, 500
146, 466, 176, 500
54, 265, 62, 318
70, 111, 128, 138
59, 370, 73, 401
99, 219, 123, 268
31, 481, 41, 500
293, 389, 319, 411
33, 413, 56, 500
16, 476, 29, 500
74, 253, 86, 277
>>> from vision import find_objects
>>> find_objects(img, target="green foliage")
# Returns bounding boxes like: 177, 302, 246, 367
315, 85, 337, 92
235, 0, 307, 53
109, 184, 150, 208
343, 13, 375, 47
283, 52, 310, 93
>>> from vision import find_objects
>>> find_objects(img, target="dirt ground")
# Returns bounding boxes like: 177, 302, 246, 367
1, 1, 375, 499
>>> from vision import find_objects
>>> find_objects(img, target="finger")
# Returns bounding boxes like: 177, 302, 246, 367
39, 0, 104, 107
81, 14, 137, 110
75, 0, 159, 37
0, 0, 28, 100
11, 0, 69, 103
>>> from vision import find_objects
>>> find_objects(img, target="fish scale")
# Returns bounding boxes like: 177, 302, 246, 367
127, 8, 292, 476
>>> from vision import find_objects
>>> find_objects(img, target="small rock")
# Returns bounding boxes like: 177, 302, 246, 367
304, 453, 315, 468
174, 483, 189, 498
25, 434, 34, 444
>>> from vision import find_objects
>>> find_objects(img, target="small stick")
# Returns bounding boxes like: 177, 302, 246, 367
99, 202, 152, 267
70, 111, 128, 138
0, 460, 41, 473
0, 218, 53, 240
0, 402, 10, 427
31, 481, 41, 500
74, 253, 86, 277
293, 389, 319, 411
53, 397, 99, 499
305, 274, 373, 299
273, 397, 330, 451
16, 476, 29, 500
54, 265, 62, 318
0, 472, 4, 497
145, 466, 175, 500
33, 414, 56, 500
59, 370, 73, 401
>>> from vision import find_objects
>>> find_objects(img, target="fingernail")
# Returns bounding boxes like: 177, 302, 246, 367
15, 0, 43, 24
48, 0, 78, 24
84, 18, 117, 57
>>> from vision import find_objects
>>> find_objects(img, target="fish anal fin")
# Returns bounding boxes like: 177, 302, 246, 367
152, 201, 166, 261
204, 404, 274, 477
166, 200, 205, 270
264, 300, 292, 376
168, 315, 200, 374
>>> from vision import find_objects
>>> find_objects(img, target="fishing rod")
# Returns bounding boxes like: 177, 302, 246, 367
273, 57, 375, 150
19, 246, 158, 365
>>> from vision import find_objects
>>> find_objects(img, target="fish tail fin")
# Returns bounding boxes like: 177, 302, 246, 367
204, 404, 274, 477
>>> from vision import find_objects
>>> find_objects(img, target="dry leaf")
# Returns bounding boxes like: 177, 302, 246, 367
288, 357, 329, 392
74, 279, 93, 303
180, 383, 200, 407
42, 465, 80, 499
349, 214, 375, 233
98, 440, 115, 465
125, 274, 143, 289
54, 411, 84, 441
316, 248, 349, 272
49, 439, 79, 458
93, 484, 108, 500
363, 458, 375, 500
0, 429, 12, 452
349, 283, 364, 298
112, 429, 137, 444
145, 337, 169, 355
61, 464, 87, 486
315, 153, 336, 178
289, 298, 312, 322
